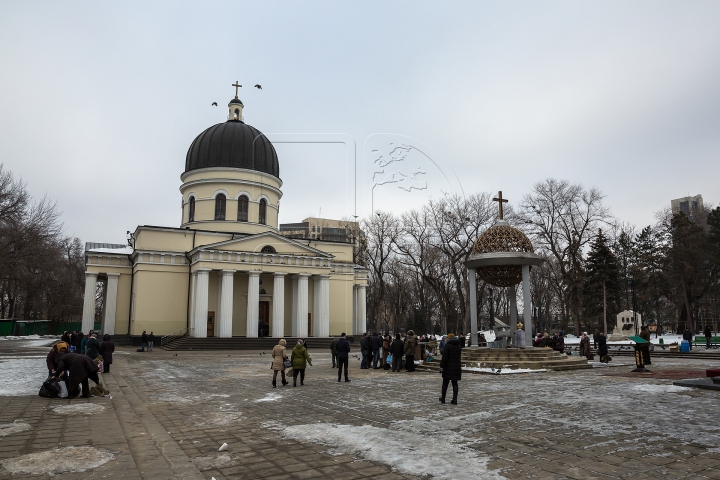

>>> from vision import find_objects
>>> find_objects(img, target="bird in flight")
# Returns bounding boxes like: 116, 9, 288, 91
254, 84, 262, 90
211, 102, 217, 106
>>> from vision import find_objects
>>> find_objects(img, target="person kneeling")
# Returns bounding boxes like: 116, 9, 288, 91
50, 352, 100, 398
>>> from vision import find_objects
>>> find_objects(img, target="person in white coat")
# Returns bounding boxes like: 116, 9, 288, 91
513, 323, 525, 349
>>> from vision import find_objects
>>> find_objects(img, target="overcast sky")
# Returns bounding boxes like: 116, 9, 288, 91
1, 1, 719, 244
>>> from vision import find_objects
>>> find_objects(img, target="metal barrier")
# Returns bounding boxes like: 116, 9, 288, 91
160, 327, 193, 346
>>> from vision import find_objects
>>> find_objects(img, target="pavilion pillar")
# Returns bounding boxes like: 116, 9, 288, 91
82, 272, 98, 333
313, 276, 321, 337
272, 273, 286, 338
192, 269, 210, 338
314, 275, 330, 337
246, 271, 261, 337
217, 270, 235, 338
293, 274, 310, 337
103, 273, 120, 335
469, 269, 478, 347
353, 285, 358, 334
522, 265, 533, 347
508, 286, 518, 348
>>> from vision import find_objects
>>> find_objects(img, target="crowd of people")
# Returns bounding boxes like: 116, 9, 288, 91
44, 330, 115, 398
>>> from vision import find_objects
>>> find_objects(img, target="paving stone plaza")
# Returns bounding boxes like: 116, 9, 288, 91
1, 339, 720, 479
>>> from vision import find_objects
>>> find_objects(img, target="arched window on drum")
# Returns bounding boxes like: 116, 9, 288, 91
188, 197, 196, 222
237, 195, 249, 222
259, 198, 267, 225
215, 194, 226, 220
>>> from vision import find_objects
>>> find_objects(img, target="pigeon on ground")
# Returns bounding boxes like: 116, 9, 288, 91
173, 354, 178, 356
496, 368, 502, 374
212, 102, 217, 106
254, 84, 262, 89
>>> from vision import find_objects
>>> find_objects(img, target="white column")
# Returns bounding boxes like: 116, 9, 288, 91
272, 273, 286, 338
522, 264, 533, 347
192, 269, 210, 338
508, 286, 518, 348
319, 275, 330, 337
246, 271, 261, 337
291, 275, 299, 337
469, 269, 478, 347
313, 276, 321, 337
294, 274, 310, 337
357, 284, 367, 336
189, 271, 196, 336
218, 270, 235, 338
353, 285, 358, 335
216, 271, 224, 331
82, 272, 98, 333
103, 273, 120, 335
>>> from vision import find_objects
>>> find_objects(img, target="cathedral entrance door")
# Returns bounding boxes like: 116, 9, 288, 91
207, 311, 215, 337
259, 301, 269, 337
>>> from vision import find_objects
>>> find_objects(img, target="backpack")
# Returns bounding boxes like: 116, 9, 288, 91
40, 379, 61, 398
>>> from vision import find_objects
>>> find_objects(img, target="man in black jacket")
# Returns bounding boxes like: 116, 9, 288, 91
336, 333, 351, 382
360, 333, 370, 369
390, 334, 404, 372
439, 333, 462, 405
683, 326, 693, 350
141, 331, 148, 352
704, 325, 712, 349
370, 332, 382, 369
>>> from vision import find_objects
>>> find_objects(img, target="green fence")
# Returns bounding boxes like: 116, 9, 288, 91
0, 320, 102, 336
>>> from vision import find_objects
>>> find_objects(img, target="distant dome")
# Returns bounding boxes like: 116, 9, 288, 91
471, 222, 534, 255
184, 121, 280, 178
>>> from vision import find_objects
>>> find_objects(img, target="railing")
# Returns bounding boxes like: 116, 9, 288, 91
161, 327, 193, 346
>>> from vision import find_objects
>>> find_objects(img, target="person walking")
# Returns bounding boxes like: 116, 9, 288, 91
390, 333, 404, 372
360, 333, 370, 369
704, 325, 712, 349
439, 333, 462, 405
86, 333, 101, 359
291, 339, 312, 386
50, 352, 100, 398
141, 331, 148, 352
329, 336, 338, 368
336, 333, 351, 382
271, 339, 289, 388
148, 332, 155, 352
99, 334, 115, 373
579, 332, 592, 360
683, 326, 693, 350
370, 332, 382, 369
598, 332, 610, 363
404, 331, 417, 372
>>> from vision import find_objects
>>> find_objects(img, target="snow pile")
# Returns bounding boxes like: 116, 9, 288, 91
0, 358, 48, 396
192, 453, 233, 471
266, 421, 503, 480
53, 404, 106, 415
1, 446, 115, 475
0, 421, 31, 437
629, 384, 693, 395
464, 367, 547, 375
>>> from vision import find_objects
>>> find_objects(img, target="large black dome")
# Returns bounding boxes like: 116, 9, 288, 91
185, 121, 280, 178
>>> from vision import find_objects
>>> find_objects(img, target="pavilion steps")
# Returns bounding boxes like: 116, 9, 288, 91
417, 347, 592, 373
161, 336, 348, 351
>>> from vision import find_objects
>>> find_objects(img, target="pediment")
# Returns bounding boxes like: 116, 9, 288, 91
196, 232, 334, 258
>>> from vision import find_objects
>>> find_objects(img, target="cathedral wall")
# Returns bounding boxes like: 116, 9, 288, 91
231, 273, 250, 335
310, 242, 354, 263
134, 229, 196, 252
114, 272, 132, 335
329, 275, 355, 335
131, 269, 189, 335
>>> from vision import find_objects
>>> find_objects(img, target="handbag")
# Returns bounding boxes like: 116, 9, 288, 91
283, 359, 292, 369
42, 379, 61, 398
386, 354, 393, 363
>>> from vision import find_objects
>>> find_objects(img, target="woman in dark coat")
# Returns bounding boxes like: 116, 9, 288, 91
85, 334, 101, 359
598, 332, 609, 362
51, 352, 100, 398
439, 333, 462, 405
100, 334, 115, 373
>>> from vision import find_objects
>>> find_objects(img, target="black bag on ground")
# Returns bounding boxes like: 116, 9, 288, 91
136, 348, 144, 352
39, 380, 61, 398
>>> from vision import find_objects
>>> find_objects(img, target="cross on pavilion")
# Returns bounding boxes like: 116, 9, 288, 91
232, 81, 242, 98
493, 191, 508, 220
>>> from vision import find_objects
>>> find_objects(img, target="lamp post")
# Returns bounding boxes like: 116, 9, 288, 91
627, 275, 638, 336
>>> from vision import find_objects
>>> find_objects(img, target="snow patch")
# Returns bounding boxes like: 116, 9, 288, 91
269, 422, 504, 479
255, 392, 283, 402
53, 403, 106, 415
0, 358, 49, 396
464, 367, 546, 375
629, 384, 694, 395
0, 421, 31, 437
1, 446, 115, 475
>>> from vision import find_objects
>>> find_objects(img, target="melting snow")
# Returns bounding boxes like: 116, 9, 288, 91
464, 367, 547, 374
0, 421, 31, 437
1, 446, 115, 475
53, 404, 106, 415
0, 358, 48, 396
255, 392, 283, 402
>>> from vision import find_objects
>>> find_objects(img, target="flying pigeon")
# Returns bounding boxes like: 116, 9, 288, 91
212, 102, 218, 106
254, 84, 262, 90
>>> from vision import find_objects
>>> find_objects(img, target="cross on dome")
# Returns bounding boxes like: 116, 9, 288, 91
232, 81, 242, 98
493, 191, 508, 220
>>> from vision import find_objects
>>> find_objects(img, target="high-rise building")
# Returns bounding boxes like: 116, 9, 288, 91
671, 194, 704, 219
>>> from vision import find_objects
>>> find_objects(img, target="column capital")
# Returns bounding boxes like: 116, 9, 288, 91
85, 271, 98, 278
319, 274, 331, 280
297, 273, 311, 278
195, 268, 212, 274
248, 270, 262, 277
106, 272, 121, 278
273, 272, 287, 277
221, 269, 237, 275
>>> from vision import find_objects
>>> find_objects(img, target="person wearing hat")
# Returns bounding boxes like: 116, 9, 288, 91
513, 323, 525, 348
439, 333, 462, 404
46, 342, 69, 377
336, 333, 351, 382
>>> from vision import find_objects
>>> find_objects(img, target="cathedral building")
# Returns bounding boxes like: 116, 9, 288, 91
81, 92, 368, 339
